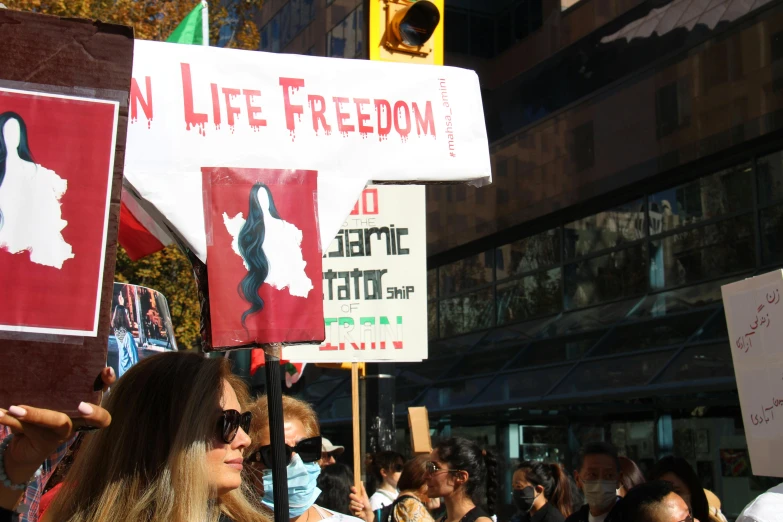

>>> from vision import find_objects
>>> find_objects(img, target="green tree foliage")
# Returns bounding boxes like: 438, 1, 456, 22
5, 0, 264, 49
115, 246, 201, 349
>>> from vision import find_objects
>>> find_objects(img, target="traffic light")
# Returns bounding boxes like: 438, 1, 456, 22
370, 0, 444, 65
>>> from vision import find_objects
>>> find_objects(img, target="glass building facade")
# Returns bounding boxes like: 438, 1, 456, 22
309, 149, 783, 518
256, 0, 366, 58
252, 0, 783, 518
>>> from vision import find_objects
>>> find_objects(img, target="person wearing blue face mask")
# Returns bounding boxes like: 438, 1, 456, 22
247, 395, 366, 522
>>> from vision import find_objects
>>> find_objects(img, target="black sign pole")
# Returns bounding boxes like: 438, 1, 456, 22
264, 343, 289, 522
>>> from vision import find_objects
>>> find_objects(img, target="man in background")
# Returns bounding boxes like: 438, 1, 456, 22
320, 437, 344, 468
620, 481, 693, 522
566, 442, 624, 522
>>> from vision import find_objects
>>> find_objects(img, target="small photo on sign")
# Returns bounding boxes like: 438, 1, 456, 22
109, 283, 177, 378
0, 88, 118, 336
202, 167, 324, 348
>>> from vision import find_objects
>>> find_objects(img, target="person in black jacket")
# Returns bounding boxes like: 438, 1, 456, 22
565, 442, 623, 522
510, 461, 573, 522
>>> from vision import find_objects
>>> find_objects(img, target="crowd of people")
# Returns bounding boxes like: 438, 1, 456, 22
0, 352, 781, 522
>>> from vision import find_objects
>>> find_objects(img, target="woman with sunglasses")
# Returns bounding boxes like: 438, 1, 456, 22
248, 395, 365, 522
1, 352, 266, 522
386, 455, 440, 522
425, 438, 498, 522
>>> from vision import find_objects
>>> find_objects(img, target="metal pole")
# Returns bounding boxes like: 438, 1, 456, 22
264, 344, 289, 522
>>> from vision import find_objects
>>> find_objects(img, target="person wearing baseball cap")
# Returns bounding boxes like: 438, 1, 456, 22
321, 437, 345, 468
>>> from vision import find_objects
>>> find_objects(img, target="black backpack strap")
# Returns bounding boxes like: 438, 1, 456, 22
461, 507, 490, 522
395, 495, 419, 505
386, 495, 423, 522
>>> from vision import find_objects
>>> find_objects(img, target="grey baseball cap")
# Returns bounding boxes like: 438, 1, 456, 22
322, 437, 345, 456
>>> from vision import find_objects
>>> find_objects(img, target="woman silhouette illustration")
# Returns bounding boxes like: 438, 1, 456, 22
227, 182, 313, 328
0, 111, 74, 268
112, 292, 140, 377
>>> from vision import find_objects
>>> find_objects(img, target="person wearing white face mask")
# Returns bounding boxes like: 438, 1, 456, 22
565, 442, 623, 522
247, 395, 365, 522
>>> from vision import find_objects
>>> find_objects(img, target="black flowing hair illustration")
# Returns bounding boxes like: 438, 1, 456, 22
237, 183, 281, 327
0, 112, 34, 231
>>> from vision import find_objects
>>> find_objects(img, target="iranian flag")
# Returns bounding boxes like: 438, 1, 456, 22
119, 1, 209, 260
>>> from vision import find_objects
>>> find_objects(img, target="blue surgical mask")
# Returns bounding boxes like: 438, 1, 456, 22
262, 453, 322, 518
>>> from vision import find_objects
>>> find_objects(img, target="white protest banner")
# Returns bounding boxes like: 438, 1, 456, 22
721, 270, 783, 477
284, 185, 427, 362
125, 40, 490, 263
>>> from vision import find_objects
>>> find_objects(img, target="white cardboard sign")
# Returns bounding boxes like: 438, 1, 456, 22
721, 270, 783, 477
284, 185, 427, 362
124, 40, 491, 263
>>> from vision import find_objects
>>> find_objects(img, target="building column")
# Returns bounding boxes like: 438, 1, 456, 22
656, 414, 674, 458
362, 363, 396, 457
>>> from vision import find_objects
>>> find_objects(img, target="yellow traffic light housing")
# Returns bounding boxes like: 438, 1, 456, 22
370, 0, 444, 65
388, 1, 440, 55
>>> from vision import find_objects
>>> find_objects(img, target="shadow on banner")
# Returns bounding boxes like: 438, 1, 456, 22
108, 282, 177, 378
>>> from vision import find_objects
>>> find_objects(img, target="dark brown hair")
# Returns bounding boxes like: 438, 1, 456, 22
619, 456, 645, 493
397, 455, 429, 493
515, 461, 573, 518
435, 437, 499, 516
367, 451, 405, 495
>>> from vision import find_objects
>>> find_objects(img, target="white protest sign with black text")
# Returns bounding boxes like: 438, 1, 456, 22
721, 269, 783, 477
284, 185, 427, 362
125, 40, 490, 263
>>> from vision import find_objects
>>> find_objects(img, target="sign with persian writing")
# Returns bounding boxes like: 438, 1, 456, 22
284, 185, 427, 362
722, 270, 783, 477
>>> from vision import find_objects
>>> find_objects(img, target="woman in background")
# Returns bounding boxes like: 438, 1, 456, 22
388, 455, 439, 522
511, 461, 572, 522
425, 437, 497, 522
317, 464, 355, 516
369, 451, 406, 510
617, 456, 645, 497
247, 395, 364, 522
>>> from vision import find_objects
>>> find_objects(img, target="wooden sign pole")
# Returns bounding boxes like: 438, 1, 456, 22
352, 361, 361, 489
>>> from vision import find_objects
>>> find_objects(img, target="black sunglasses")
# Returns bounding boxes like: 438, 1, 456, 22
218, 409, 252, 444
247, 436, 322, 468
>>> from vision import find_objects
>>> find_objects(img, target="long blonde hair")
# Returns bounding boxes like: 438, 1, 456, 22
45, 352, 270, 522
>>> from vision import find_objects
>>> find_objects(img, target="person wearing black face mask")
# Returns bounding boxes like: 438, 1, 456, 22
511, 461, 572, 522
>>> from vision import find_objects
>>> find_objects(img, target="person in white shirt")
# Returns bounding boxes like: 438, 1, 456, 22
368, 451, 405, 511
736, 482, 783, 522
